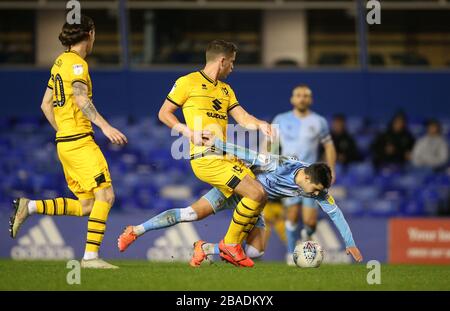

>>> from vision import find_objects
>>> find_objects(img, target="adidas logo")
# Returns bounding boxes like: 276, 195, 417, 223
313, 219, 351, 264
146, 222, 200, 262
10, 217, 74, 260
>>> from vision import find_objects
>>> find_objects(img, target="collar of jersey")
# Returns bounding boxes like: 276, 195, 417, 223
199, 70, 218, 86
65, 49, 82, 58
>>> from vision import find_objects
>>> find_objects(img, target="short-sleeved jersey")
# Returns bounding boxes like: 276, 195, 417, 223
47, 50, 93, 138
212, 139, 356, 247
166, 71, 240, 155
272, 111, 331, 163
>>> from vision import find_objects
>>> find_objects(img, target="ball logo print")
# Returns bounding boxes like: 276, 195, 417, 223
293, 241, 324, 268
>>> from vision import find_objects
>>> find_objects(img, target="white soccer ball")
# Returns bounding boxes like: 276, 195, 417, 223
293, 241, 324, 268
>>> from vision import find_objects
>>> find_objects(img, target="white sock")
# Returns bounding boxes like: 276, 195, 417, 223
201, 243, 216, 256
83, 251, 98, 260
28, 200, 37, 215
245, 244, 264, 259
134, 225, 145, 236
180, 206, 198, 222
285, 220, 298, 231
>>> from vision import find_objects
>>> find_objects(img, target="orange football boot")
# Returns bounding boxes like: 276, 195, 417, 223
218, 240, 254, 267
189, 240, 207, 267
117, 226, 138, 252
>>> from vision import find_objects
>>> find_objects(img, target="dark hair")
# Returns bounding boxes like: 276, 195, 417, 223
58, 15, 95, 47
206, 40, 238, 62
426, 119, 442, 133
388, 111, 408, 130
333, 114, 346, 122
304, 163, 332, 189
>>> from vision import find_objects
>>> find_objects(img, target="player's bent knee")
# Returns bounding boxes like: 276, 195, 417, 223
105, 192, 115, 206
95, 186, 115, 206
287, 213, 299, 223
251, 186, 267, 204
303, 217, 317, 228
81, 199, 95, 216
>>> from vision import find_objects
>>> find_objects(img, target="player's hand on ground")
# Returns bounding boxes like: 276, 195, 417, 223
102, 125, 128, 145
346, 246, 363, 262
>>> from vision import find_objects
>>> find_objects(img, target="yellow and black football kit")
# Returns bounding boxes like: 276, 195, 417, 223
167, 70, 262, 244
33, 50, 113, 253
47, 50, 111, 200
167, 70, 253, 198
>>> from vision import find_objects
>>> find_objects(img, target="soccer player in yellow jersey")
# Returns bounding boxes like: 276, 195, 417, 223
9, 15, 127, 269
158, 40, 273, 267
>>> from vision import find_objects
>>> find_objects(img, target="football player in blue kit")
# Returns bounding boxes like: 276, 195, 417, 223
271, 84, 337, 264
118, 139, 362, 267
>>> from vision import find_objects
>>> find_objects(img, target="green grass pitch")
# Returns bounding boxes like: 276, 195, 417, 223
1, 260, 449, 291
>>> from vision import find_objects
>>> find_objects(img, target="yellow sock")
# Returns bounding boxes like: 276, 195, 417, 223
238, 204, 265, 243
238, 217, 258, 243
224, 197, 261, 244
36, 198, 82, 216
85, 200, 111, 253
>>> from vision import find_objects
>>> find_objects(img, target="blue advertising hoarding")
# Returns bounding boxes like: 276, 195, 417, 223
0, 211, 387, 263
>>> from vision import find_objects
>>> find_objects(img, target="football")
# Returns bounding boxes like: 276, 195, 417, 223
293, 241, 324, 268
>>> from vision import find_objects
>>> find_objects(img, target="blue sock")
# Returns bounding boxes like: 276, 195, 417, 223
141, 208, 181, 232
285, 220, 299, 254
213, 243, 219, 255
202, 243, 220, 256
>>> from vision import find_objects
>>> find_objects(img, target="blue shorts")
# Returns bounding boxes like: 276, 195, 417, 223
281, 196, 318, 209
202, 188, 266, 229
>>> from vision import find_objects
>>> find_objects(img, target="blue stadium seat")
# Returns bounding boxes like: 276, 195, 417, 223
400, 199, 425, 216
337, 199, 365, 216
2, 116, 449, 218
349, 185, 381, 202
366, 198, 400, 217
347, 162, 375, 184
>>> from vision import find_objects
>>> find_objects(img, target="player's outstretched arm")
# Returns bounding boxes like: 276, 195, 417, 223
316, 195, 363, 262
40, 87, 58, 131
229, 105, 274, 139
213, 139, 273, 168
72, 81, 127, 145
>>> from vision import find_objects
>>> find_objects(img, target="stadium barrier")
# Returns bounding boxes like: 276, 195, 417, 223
1, 69, 450, 119
0, 212, 387, 263
389, 218, 450, 264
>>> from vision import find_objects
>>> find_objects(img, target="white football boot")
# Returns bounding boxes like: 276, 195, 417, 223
10, 198, 31, 238
81, 258, 119, 269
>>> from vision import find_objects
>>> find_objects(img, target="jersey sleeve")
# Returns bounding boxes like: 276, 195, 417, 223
214, 139, 277, 172
167, 76, 190, 107
47, 75, 54, 89
227, 86, 240, 112
69, 61, 89, 86
319, 116, 332, 145
316, 194, 356, 248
